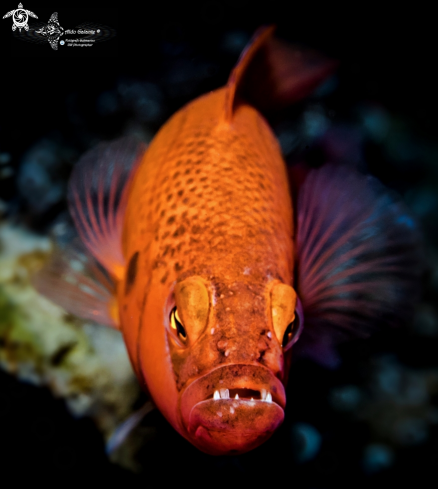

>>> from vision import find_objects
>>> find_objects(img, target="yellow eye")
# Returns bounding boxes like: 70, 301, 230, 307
282, 321, 295, 348
170, 307, 187, 342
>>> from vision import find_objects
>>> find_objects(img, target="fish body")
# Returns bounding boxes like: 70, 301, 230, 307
35, 26, 420, 455
120, 86, 295, 452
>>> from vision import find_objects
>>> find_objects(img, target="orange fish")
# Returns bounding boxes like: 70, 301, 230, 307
35, 26, 420, 455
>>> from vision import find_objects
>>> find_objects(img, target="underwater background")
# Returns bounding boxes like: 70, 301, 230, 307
1, 3, 437, 487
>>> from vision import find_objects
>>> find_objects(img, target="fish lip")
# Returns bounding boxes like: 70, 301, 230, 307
179, 363, 286, 432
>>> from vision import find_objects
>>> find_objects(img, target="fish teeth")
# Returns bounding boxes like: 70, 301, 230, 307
212, 389, 272, 403
220, 388, 229, 399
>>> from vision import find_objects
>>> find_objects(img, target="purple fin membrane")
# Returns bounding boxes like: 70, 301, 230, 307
33, 240, 119, 328
68, 137, 146, 277
295, 164, 422, 367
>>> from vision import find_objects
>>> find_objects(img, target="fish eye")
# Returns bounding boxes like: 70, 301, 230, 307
170, 306, 187, 342
282, 311, 301, 350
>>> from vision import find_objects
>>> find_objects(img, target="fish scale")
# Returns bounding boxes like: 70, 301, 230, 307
122, 92, 293, 307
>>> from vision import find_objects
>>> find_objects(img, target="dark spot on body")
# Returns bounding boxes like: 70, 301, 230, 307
167, 215, 176, 225
183, 197, 190, 204
173, 225, 186, 237
184, 168, 191, 175
177, 189, 184, 197
167, 194, 173, 202
161, 272, 169, 284
125, 251, 139, 295
174, 262, 184, 272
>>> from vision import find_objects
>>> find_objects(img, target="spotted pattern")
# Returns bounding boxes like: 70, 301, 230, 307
120, 88, 294, 388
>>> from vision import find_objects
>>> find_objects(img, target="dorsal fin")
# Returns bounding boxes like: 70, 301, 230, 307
224, 25, 338, 121
225, 26, 275, 121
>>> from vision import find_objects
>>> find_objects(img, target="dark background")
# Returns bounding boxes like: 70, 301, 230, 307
1, 2, 437, 487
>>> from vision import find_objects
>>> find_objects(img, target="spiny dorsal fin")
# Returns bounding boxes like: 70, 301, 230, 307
225, 25, 338, 121
225, 25, 275, 121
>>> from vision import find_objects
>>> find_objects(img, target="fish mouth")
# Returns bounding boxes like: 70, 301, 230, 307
180, 364, 286, 455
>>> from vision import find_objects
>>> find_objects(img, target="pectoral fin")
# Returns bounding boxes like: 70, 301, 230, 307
33, 240, 120, 329
295, 164, 422, 367
68, 136, 147, 280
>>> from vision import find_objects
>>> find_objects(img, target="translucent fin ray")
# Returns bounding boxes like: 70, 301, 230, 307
68, 137, 147, 278
106, 400, 155, 455
295, 164, 422, 367
33, 241, 119, 329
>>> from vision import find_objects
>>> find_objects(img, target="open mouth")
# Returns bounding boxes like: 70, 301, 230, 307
207, 388, 274, 403
179, 364, 286, 454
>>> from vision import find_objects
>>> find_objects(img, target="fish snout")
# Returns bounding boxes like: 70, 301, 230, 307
215, 330, 284, 378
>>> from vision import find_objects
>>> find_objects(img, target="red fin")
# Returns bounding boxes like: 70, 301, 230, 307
225, 25, 275, 121
295, 165, 421, 367
33, 241, 120, 329
68, 137, 147, 279
225, 25, 338, 118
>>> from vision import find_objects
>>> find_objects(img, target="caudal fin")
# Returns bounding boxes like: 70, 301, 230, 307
295, 165, 422, 367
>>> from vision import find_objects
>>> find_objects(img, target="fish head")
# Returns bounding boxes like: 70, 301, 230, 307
138, 273, 303, 455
